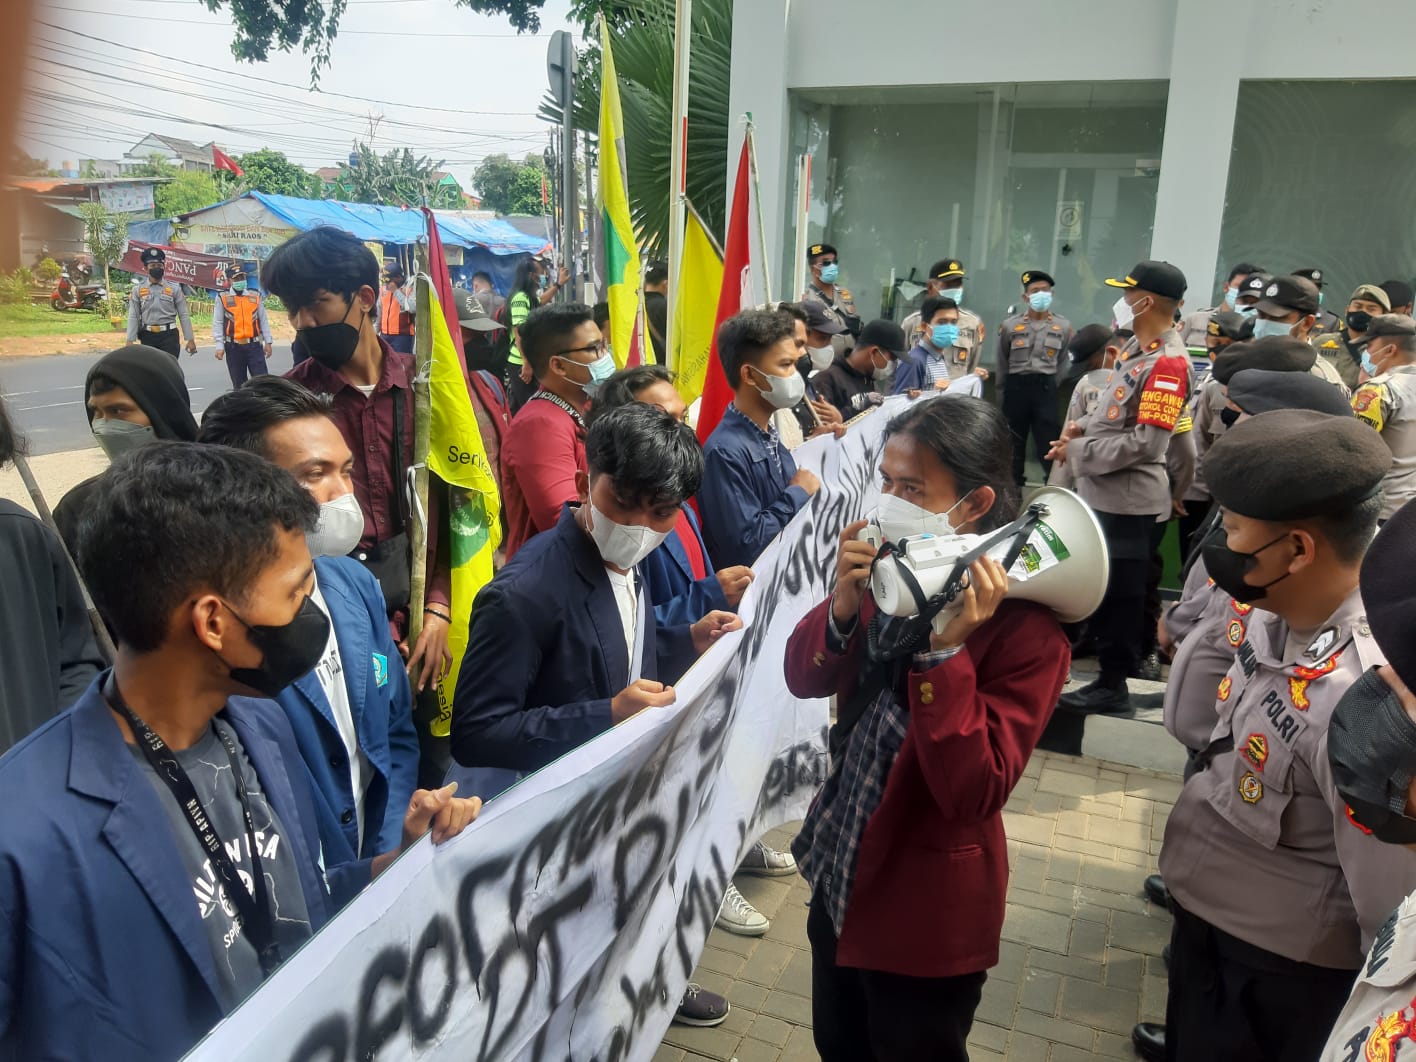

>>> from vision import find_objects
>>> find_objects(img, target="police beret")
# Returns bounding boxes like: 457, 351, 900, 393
1204, 410, 1390, 522
1366, 314, 1416, 340
1361, 499, 1416, 692
808, 243, 837, 262
1208, 310, 1254, 341
1211, 336, 1316, 384
1227, 369, 1354, 418
1105, 260, 1186, 300
928, 258, 966, 280
1022, 269, 1055, 288
139, 247, 166, 264
1067, 323, 1112, 363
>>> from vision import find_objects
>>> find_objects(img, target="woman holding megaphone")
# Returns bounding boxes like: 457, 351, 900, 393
786, 396, 1072, 1062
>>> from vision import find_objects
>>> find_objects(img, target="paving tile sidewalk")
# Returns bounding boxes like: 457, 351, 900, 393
659, 748, 1182, 1062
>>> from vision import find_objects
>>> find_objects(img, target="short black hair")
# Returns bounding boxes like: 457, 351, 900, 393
645, 259, 668, 286
920, 295, 959, 324
1307, 494, 1383, 564
1228, 262, 1263, 282
1110, 328, 1135, 344
471, 270, 493, 287
777, 302, 808, 325
717, 308, 796, 388
262, 227, 379, 312
587, 365, 677, 426
0, 393, 24, 468
521, 302, 594, 379
592, 300, 610, 330
585, 403, 702, 507
883, 397, 1019, 533
77, 442, 318, 653
197, 376, 335, 458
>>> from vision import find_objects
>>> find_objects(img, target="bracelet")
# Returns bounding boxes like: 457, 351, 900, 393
423, 608, 451, 623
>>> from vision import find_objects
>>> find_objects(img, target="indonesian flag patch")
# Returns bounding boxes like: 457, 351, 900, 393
1136, 355, 1190, 430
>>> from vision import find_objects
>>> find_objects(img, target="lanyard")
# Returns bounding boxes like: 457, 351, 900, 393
531, 389, 586, 432
106, 676, 283, 976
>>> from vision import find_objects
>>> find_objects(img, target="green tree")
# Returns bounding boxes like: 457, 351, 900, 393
473, 153, 549, 216
12, 151, 57, 177
155, 170, 224, 217
126, 153, 178, 179
237, 148, 318, 197
76, 202, 131, 295
338, 143, 458, 207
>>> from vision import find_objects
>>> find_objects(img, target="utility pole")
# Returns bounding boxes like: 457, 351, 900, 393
547, 30, 577, 302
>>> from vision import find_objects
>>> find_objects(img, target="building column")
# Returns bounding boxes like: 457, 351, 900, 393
1150, 0, 1247, 304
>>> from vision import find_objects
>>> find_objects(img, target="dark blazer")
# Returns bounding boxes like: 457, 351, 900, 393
642, 504, 731, 627
451, 505, 697, 772
891, 341, 938, 395
785, 597, 1070, 978
0, 679, 368, 1060
275, 556, 419, 861
699, 409, 809, 569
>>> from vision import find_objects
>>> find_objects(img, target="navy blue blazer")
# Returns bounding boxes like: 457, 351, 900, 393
0, 678, 368, 1061
643, 504, 731, 627
275, 556, 419, 862
699, 408, 810, 569
451, 505, 698, 773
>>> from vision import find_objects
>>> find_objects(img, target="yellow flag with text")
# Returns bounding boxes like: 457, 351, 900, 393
424, 287, 501, 738
672, 208, 725, 407
598, 18, 642, 368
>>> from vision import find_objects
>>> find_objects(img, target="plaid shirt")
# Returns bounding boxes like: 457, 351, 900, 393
924, 348, 952, 387
792, 606, 961, 935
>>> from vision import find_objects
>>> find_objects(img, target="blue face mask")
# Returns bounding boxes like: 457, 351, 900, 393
1362, 348, 1380, 377
1235, 304, 1258, 320
944, 285, 965, 305
819, 262, 840, 284
1252, 318, 1295, 341
1223, 286, 1238, 308
931, 323, 961, 349
231, 280, 247, 293
1028, 291, 1053, 313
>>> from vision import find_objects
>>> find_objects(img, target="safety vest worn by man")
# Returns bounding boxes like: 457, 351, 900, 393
380, 285, 413, 337
220, 291, 262, 344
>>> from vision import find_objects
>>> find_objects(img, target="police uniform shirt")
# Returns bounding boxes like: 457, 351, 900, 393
1166, 403, 1197, 504
1180, 305, 1220, 348
1320, 892, 1416, 1061
1067, 329, 1193, 520
1353, 363, 1416, 520
1315, 330, 1368, 392
1162, 574, 1239, 752
902, 306, 986, 375
1047, 367, 1111, 491
995, 311, 1073, 381
802, 283, 861, 336
1185, 373, 1231, 502
1313, 352, 1354, 397
1159, 588, 1416, 969
126, 276, 194, 343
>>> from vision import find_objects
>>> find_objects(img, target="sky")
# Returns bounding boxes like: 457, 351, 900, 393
20, 0, 583, 195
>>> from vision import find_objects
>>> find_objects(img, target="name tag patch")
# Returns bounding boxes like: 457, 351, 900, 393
372, 652, 389, 688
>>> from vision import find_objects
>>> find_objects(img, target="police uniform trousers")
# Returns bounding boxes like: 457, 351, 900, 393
385, 333, 415, 355
143, 328, 181, 358
1165, 898, 1357, 1061
223, 340, 269, 388
1140, 519, 1170, 661
807, 897, 986, 1062
1001, 372, 1060, 485
1092, 512, 1156, 686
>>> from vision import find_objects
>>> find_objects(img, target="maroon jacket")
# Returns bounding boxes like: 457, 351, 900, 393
785, 596, 1069, 978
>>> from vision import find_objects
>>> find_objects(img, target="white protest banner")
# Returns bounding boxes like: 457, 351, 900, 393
188, 400, 905, 1062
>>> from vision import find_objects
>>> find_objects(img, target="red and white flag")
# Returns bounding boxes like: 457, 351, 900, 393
212, 146, 244, 176
695, 137, 754, 444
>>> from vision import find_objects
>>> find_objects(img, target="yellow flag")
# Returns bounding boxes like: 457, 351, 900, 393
672, 208, 725, 406
424, 286, 501, 738
598, 17, 642, 368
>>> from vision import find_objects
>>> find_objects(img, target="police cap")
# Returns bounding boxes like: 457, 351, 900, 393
228, 266, 247, 281
1226, 369, 1354, 418
928, 259, 966, 281
1293, 267, 1325, 288
139, 246, 166, 265
1067, 323, 1112, 364
1208, 310, 1254, 342
1021, 269, 1055, 288
1204, 410, 1390, 522
1255, 275, 1321, 317
807, 243, 837, 263
801, 300, 847, 335
1360, 499, 1416, 692
1366, 314, 1416, 340
1104, 260, 1186, 300
1211, 336, 1316, 385
1236, 273, 1272, 303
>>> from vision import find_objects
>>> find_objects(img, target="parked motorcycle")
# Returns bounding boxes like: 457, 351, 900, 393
50, 263, 107, 312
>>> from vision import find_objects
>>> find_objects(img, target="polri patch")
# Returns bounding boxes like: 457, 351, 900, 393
1239, 771, 1264, 804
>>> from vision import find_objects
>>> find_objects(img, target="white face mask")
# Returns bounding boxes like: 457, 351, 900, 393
808, 345, 835, 371
875, 490, 972, 543
588, 500, 669, 570
1112, 295, 1138, 331
306, 492, 364, 558
750, 365, 807, 410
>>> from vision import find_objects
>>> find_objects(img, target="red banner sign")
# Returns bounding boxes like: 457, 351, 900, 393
120, 241, 242, 291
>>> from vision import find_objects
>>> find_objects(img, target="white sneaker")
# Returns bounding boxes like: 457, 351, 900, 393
738, 839, 797, 877
716, 882, 770, 936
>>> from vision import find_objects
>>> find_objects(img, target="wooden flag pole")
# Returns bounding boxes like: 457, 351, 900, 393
744, 114, 773, 304
666, 0, 693, 366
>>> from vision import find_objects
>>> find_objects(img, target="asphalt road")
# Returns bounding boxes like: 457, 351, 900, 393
0, 342, 296, 454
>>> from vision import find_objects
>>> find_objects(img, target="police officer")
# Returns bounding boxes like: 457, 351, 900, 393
1252, 273, 1351, 394
1048, 323, 1122, 491
1321, 500, 1416, 1060
1180, 311, 1254, 557
996, 269, 1073, 486
1313, 283, 1392, 391
1351, 314, 1416, 522
125, 247, 195, 359
1295, 267, 1343, 334
1048, 261, 1193, 714
900, 258, 987, 365
1134, 410, 1416, 1062
212, 267, 273, 388
801, 243, 861, 338
1233, 271, 1270, 323
1179, 262, 1263, 347
378, 262, 415, 354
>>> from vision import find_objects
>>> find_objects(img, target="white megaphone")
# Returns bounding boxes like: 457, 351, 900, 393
863, 486, 1110, 628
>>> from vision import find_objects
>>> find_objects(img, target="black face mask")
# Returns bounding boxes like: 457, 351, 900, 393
1348, 311, 1374, 334
147, 268, 164, 282
218, 594, 330, 698
295, 302, 365, 371
1329, 667, 1416, 844
1201, 527, 1291, 603
1220, 406, 1241, 429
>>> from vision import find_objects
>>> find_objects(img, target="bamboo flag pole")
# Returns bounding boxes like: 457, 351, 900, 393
665, 0, 693, 367
744, 114, 773, 304
406, 251, 433, 650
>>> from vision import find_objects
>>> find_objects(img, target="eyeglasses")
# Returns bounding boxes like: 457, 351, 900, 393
555, 341, 607, 359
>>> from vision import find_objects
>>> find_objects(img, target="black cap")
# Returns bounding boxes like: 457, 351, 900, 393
1366, 313, 1416, 340
1362, 500, 1416, 692
1021, 269, 1055, 288
928, 259, 966, 281
452, 287, 504, 332
857, 319, 908, 356
1255, 275, 1321, 316
1211, 336, 1317, 384
1067, 323, 1113, 364
1105, 260, 1186, 300
385, 262, 406, 278
1381, 280, 1415, 309
807, 243, 837, 262
139, 246, 166, 265
1236, 273, 1272, 303
801, 300, 847, 336
1205, 410, 1390, 522
1293, 267, 1325, 288
228, 266, 247, 281
1208, 311, 1254, 342
1227, 369, 1355, 418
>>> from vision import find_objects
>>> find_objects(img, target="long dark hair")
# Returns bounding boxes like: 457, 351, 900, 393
511, 257, 540, 302
883, 397, 1019, 532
